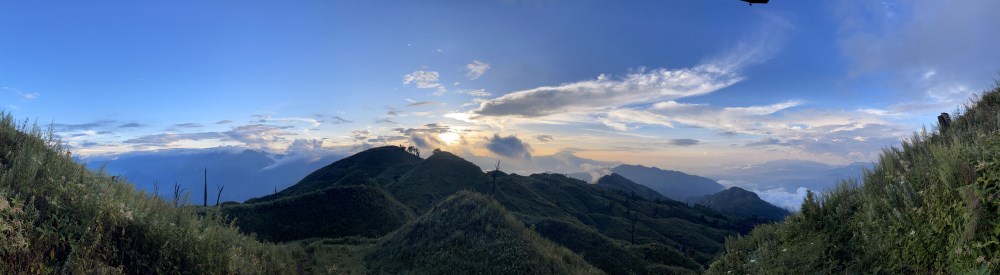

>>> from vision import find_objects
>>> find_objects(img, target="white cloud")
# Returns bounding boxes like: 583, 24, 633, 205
465, 60, 490, 80
473, 67, 743, 118
459, 89, 492, 97
754, 187, 810, 211
403, 70, 443, 89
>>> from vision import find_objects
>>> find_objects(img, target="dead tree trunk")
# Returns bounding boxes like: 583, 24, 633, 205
216, 185, 225, 206
153, 180, 159, 199
173, 182, 185, 207
203, 167, 208, 207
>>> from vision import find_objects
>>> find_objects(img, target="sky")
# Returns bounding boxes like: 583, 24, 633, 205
3, 0, 999, 177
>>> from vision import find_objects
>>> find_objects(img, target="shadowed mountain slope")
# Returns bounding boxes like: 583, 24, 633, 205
596, 173, 670, 201
692, 187, 789, 221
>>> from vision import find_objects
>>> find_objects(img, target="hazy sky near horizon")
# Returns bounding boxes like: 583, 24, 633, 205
3, 0, 999, 174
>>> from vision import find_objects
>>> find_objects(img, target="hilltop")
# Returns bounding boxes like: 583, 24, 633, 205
691, 187, 789, 221
709, 84, 1000, 273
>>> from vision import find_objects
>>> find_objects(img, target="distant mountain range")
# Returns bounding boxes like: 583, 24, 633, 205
611, 164, 726, 201
82, 148, 343, 203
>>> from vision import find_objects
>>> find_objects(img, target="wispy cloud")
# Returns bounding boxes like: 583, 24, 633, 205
53, 120, 116, 131
465, 60, 490, 80
458, 89, 491, 97
403, 70, 442, 89
407, 101, 441, 107
252, 115, 323, 127
664, 139, 699, 147
124, 132, 226, 145
403, 69, 447, 95
330, 116, 352, 124
2, 86, 39, 100
118, 122, 145, 128
472, 67, 743, 118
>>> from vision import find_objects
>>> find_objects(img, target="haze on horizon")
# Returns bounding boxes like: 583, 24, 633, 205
3, 1, 998, 184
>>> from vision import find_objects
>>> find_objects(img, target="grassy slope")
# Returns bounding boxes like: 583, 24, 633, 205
708, 83, 1000, 274
221, 185, 415, 242
0, 112, 299, 274
476, 172, 761, 274
385, 151, 491, 213
366, 191, 602, 274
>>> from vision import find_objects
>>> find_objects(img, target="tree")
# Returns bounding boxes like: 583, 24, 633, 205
433, 148, 442, 155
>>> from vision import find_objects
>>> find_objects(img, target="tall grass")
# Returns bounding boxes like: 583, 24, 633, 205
707, 83, 1000, 274
0, 112, 300, 274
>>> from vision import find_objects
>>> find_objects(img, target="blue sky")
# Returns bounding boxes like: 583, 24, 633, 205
3, 0, 999, 175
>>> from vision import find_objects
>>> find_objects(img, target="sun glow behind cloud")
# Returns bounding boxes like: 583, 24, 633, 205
438, 132, 460, 145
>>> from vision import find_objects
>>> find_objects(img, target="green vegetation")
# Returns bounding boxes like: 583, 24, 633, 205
708, 83, 1000, 274
0, 112, 298, 274
367, 191, 601, 274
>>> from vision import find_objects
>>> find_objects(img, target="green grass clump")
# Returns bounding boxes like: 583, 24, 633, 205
708, 82, 1000, 274
0, 112, 300, 274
